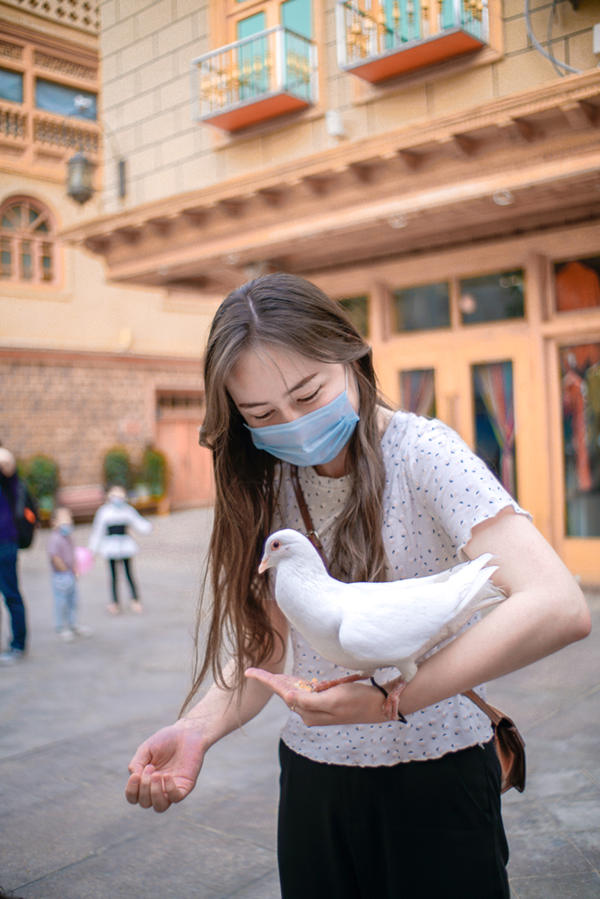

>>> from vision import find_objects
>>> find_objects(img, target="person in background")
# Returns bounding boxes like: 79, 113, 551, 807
89, 486, 152, 615
47, 506, 92, 642
0, 447, 27, 665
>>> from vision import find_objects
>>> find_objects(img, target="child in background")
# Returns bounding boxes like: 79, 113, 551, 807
88, 486, 152, 615
47, 507, 92, 641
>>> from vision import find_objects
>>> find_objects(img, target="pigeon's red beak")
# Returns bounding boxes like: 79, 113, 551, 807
258, 552, 270, 575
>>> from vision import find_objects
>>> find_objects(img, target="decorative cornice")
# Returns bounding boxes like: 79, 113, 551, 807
62, 71, 600, 246
0, 345, 204, 371
60, 71, 600, 291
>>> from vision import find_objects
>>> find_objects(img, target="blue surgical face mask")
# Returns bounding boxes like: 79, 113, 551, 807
59, 524, 73, 536
245, 375, 359, 467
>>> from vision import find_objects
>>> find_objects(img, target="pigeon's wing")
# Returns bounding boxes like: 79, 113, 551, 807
337, 560, 500, 668
337, 582, 463, 668
412, 587, 505, 662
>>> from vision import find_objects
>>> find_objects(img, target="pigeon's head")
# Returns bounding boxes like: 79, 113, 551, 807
258, 529, 317, 574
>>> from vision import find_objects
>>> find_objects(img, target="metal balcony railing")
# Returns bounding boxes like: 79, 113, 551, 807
337, 0, 488, 82
192, 26, 318, 132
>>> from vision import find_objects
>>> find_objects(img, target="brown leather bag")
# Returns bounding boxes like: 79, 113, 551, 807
463, 689, 526, 793
289, 464, 527, 794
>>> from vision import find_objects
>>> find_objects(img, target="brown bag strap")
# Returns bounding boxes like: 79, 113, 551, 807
462, 688, 504, 726
290, 464, 330, 567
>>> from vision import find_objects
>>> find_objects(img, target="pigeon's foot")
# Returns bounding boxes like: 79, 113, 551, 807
382, 677, 407, 721
300, 674, 368, 693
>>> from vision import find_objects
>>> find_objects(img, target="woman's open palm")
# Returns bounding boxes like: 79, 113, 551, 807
125, 723, 206, 813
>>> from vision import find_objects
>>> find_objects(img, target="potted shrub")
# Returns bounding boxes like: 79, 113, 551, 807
139, 446, 167, 499
103, 446, 132, 491
21, 454, 59, 523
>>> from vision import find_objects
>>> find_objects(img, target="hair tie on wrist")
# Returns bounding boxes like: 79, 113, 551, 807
370, 676, 407, 723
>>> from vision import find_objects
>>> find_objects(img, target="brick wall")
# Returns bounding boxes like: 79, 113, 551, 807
0, 349, 202, 486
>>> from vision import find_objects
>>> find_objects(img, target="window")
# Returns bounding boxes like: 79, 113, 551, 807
0, 197, 56, 285
224, 0, 312, 40
399, 368, 436, 418
0, 33, 100, 179
157, 391, 205, 420
560, 343, 600, 537
459, 270, 524, 325
554, 257, 600, 313
339, 294, 369, 336
35, 78, 97, 120
0, 67, 23, 104
392, 282, 450, 332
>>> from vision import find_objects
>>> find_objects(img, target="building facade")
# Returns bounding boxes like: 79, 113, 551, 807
56, 0, 600, 580
0, 0, 217, 507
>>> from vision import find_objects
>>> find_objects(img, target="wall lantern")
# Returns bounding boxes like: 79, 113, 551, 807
65, 94, 127, 205
67, 153, 94, 206
67, 151, 95, 205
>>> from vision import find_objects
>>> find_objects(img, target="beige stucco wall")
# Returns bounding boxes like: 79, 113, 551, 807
0, 172, 218, 357
99, 0, 600, 213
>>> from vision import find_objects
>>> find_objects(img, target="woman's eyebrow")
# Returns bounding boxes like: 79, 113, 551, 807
237, 373, 318, 408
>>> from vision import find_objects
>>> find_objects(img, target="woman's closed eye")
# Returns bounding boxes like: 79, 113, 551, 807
248, 385, 323, 423
296, 386, 321, 404
251, 409, 275, 422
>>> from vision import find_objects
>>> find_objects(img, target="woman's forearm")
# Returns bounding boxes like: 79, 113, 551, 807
177, 648, 287, 753
397, 587, 584, 714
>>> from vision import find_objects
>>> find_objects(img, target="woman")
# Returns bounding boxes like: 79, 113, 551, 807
125, 274, 590, 898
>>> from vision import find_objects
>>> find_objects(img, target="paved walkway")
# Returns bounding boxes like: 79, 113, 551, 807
0, 509, 598, 898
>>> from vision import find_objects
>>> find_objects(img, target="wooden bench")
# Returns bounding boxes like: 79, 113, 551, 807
131, 494, 170, 516
56, 485, 170, 521
56, 484, 105, 522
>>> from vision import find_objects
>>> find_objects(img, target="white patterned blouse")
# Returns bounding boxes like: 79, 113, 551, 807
273, 411, 530, 767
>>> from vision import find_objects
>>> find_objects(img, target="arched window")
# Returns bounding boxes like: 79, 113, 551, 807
0, 197, 56, 285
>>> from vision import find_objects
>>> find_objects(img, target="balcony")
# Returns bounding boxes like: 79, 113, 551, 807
336, 0, 488, 83
0, 100, 101, 177
192, 26, 318, 132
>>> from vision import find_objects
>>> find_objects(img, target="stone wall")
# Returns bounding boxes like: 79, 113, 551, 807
0, 349, 202, 486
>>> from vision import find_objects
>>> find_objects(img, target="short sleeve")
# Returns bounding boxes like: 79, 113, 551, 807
403, 416, 530, 557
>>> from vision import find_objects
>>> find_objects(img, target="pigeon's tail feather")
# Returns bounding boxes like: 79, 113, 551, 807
454, 554, 499, 614
472, 591, 505, 612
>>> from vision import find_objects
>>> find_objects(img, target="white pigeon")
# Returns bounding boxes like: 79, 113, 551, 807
258, 528, 505, 719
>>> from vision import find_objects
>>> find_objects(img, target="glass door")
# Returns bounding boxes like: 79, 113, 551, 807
471, 359, 517, 498
396, 342, 530, 505
558, 341, 600, 538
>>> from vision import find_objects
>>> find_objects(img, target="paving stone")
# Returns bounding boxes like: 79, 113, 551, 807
544, 796, 600, 833
507, 830, 592, 879
510, 871, 600, 899
522, 767, 600, 801
568, 830, 600, 870
224, 868, 281, 899
501, 798, 561, 835
8, 806, 276, 898
195, 783, 279, 851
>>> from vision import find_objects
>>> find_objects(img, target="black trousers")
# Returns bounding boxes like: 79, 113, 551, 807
108, 558, 138, 604
278, 739, 509, 899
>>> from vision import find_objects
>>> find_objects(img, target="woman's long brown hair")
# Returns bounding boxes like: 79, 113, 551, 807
180, 273, 389, 712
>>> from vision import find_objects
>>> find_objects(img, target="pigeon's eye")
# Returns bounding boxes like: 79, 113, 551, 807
272, 540, 280, 550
